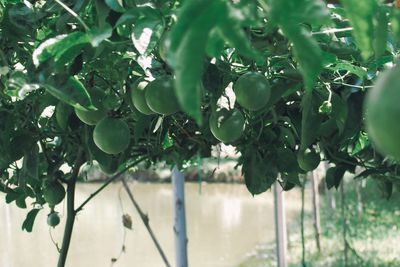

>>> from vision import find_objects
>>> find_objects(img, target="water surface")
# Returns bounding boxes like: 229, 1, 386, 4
0, 182, 303, 267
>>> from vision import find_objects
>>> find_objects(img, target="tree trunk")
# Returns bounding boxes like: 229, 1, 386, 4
172, 167, 188, 267
311, 171, 322, 252
274, 181, 288, 267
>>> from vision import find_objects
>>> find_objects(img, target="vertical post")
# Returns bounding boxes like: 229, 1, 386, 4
172, 166, 188, 267
274, 181, 287, 267
311, 171, 322, 251
324, 162, 336, 211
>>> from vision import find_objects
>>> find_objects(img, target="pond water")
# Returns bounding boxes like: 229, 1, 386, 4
0, 182, 304, 267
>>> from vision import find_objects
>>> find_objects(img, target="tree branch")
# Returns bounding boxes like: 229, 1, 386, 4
75, 157, 148, 214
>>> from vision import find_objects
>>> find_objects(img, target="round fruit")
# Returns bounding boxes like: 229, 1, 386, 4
158, 34, 170, 62
365, 66, 400, 160
93, 117, 130, 154
43, 181, 65, 206
75, 88, 108, 125
47, 212, 60, 227
297, 149, 320, 172
131, 79, 154, 115
145, 76, 180, 115
234, 72, 271, 111
209, 108, 245, 143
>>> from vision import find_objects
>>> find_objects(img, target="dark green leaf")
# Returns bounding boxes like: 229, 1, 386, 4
325, 166, 346, 189
105, 0, 125, 12
33, 32, 90, 68
22, 209, 40, 232
340, 0, 378, 60
89, 24, 113, 47
300, 91, 321, 149
373, 8, 388, 58
43, 75, 94, 111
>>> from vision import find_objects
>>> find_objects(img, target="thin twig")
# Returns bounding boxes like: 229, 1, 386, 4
122, 179, 172, 267
54, 0, 90, 31
75, 157, 148, 213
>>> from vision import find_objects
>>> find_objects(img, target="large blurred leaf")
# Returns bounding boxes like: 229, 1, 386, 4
42, 75, 94, 111
216, 4, 261, 62
33, 32, 89, 68
325, 166, 346, 189
242, 150, 278, 195
131, 8, 164, 55
300, 91, 321, 149
269, 0, 330, 90
169, 0, 261, 124
373, 7, 388, 58
169, 0, 224, 124
89, 23, 113, 47
340, 0, 378, 60
284, 27, 323, 90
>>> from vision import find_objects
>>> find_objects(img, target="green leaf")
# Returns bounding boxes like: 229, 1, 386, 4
283, 27, 323, 90
55, 101, 74, 130
242, 150, 278, 195
373, 8, 388, 58
33, 32, 90, 68
300, 91, 321, 149
170, 1, 224, 124
43, 75, 94, 111
331, 92, 348, 134
131, 8, 164, 55
216, 4, 261, 62
325, 166, 346, 189
327, 61, 367, 78
22, 208, 40, 232
391, 9, 400, 43
89, 23, 113, 47
19, 143, 39, 188
340, 0, 378, 60
270, 0, 330, 27
105, 0, 125, 12
269, 0, 330, 90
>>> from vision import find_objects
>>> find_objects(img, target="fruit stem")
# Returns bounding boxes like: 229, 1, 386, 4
57, 149, 85, 267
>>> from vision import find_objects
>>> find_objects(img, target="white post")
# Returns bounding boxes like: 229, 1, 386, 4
172, 166, 188, 267
274, 181, 288, 267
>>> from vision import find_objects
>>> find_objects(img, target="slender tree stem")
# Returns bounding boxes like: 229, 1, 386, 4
301, 175, 306, 267
75, 157, 147, 214
54, 0, 90, 31
57, 150, 85, 267
340, 181, 348, 267
121, 179, 171, 267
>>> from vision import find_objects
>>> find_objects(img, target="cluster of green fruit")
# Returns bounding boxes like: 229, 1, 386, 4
209, 72, 271, 144
43, 180, 64, 227
74, 88, 130, 155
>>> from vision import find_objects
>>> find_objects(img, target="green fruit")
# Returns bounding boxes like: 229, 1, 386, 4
43, 181, 65, 206
234, 72, 271, 111
365, 66, 400, 160
88, 131, 120, 174
47, 212, 60, 227
131, 79, 154, 115
158, 34, 170, 62
93, 118, 130, 154
209, 108, 245, 143
75, 88, 108, 125
297, 149, 320, 172
145, 76, 180, 115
